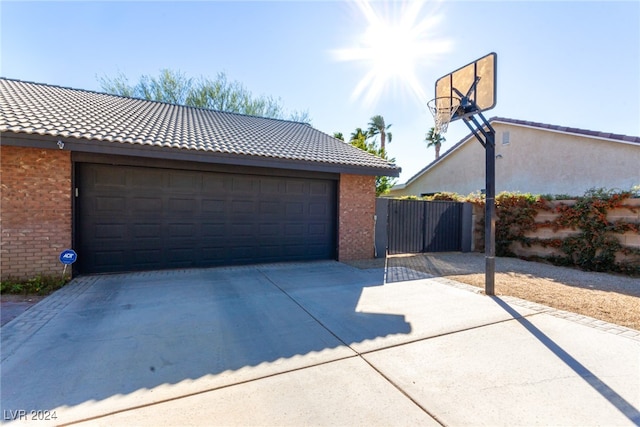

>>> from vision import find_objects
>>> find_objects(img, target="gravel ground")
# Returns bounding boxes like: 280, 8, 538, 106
345, 252, 640, 331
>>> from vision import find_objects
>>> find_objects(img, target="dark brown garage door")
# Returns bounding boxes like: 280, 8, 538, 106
76, 163, 337, 274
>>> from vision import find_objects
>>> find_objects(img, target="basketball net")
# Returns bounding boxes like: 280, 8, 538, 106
427, 97, 461, 135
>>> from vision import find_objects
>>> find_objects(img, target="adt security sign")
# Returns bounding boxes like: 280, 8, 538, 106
59, 249, 77, 265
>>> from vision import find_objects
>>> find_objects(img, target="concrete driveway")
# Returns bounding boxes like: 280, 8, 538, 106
1, 261, 639, 426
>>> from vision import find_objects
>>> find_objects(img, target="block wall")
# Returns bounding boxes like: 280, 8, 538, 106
473, 198, 640, 262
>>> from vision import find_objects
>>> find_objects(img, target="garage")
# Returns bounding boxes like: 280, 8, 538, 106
1, 78, 400, 281
76, 162, 337, 274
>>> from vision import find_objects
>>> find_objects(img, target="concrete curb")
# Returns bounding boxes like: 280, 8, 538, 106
429, 276, 640, 342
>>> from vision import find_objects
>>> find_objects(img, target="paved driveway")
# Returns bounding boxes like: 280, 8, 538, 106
2, 261, 639, 426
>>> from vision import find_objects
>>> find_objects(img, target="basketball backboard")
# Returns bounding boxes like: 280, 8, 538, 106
432, 52, 497, 129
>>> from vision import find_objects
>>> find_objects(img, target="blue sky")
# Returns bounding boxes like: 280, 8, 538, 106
2, 1, 638, 183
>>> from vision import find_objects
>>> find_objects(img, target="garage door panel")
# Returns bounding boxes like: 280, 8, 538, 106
168, 198, 196, 214
202, 199, 226, 213
132, 249, 163, 266
232, 200, 256, 215
310, 181, 330, 195
260, 180, 285, 194
94, 223, 127, 239
231, 223, 255, 236
76, 163, 336, 273
133, 223, 161, 238
308, 244, 332, 257
202, 223, 226, 237
232, 176, 258, 193
258, 245, 281, 256
285, 203, 304, 217
309, 202, 329, 216
166, 247, 196, 261
283, 244, 305, 256
285, 181, 305, 195
285, 224, 305, 237
167, 223, 196, 238
95, 196, 126, 212
258, 223, 280, 237
93, 167, 126, 187
200, 245, 229, 266
309, 223, 329, 236
168, 171, 200, 191
258, 201, 281, 215
202, 174, 232, 193
129, 168, 164, 189
132, 197, 163, 212
92, 250, 126, 269
231, 245, 259, 260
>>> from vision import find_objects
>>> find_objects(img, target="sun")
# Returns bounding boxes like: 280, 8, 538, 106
332, 0, 453, 106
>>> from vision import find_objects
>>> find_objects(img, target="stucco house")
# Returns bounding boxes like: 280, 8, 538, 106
389, 117, 640, 198
0, 78, 400, 280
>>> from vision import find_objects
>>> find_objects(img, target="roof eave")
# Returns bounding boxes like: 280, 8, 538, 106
0, 132, 401, 177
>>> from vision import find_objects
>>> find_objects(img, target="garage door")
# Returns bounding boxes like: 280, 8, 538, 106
76, 163, 337, 274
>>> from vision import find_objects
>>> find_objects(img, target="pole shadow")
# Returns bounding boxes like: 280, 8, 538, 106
492, 297, 640, 424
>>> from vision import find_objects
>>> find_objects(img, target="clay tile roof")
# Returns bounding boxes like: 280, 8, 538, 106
0, 78, 400, 175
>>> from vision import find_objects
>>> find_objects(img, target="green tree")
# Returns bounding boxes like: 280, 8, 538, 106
367, 115, 392, 155
333, 132, 344, 141
98, 69, 193, 104
349, 128, 370, 149
425, 127, 445, 159
347, 126, 395, 196
98, 69, 311, 123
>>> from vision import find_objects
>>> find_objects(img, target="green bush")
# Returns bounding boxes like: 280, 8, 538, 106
0, 275, 69, 296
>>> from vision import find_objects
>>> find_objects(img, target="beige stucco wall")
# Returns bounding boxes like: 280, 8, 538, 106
390, 135, 485, 197
390, 122, 640, 197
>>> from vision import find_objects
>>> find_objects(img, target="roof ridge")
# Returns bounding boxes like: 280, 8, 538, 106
490, 116, 640, 143
0, 76, 312, 126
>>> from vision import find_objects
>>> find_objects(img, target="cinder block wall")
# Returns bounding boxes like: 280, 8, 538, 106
473, 198, 640, 262
0, 145, 72, 280
338, 174, 376, 260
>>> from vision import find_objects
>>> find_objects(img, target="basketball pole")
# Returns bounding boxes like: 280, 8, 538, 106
431, 52, 497, 295
462, 113, 496, 296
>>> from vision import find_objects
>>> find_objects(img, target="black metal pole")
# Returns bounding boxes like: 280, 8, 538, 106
485, 128, 496, 296
463, 113, 496, 296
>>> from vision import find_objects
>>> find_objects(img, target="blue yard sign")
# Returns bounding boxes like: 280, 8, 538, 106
59, 249, 77, 265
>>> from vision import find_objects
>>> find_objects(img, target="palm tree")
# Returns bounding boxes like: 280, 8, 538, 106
349, 127, 369, 149
367, 115, 392, 154
425, 127, 446, 160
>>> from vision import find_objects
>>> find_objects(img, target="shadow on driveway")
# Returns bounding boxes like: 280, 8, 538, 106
491, 297, 640, 424
1, 262, 410, 416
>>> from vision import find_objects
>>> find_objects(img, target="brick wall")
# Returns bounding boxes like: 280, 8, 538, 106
337, 174, 376, 260
1, 145, 72, 280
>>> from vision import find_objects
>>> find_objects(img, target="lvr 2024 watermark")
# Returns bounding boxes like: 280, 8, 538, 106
3, 410, 57, 421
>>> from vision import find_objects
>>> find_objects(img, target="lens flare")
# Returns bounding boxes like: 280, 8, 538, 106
333, 0, 453, 106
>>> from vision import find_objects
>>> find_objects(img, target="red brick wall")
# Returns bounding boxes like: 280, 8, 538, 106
1, 145, 72, 280
338, 174, 376, 260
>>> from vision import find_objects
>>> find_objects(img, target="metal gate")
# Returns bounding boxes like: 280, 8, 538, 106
386, 199, 467, 254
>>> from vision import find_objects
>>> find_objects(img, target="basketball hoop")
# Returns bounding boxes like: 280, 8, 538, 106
428, 96, 461, 134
